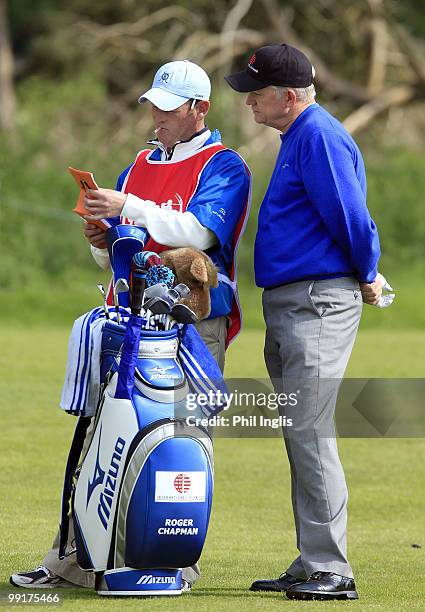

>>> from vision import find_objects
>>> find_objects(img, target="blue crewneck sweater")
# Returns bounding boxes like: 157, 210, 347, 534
255, 104, 380, 288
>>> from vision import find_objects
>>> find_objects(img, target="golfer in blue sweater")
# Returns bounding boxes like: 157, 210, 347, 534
226, 43, 382, 601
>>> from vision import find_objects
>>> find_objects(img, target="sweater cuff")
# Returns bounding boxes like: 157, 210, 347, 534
90, 245, 111, 271
121, 193, 156, 226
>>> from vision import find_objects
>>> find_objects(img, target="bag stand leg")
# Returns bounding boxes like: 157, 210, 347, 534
96, 568, 183, 596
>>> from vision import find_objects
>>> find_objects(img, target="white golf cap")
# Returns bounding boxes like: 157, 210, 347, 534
138, 60, 211, 111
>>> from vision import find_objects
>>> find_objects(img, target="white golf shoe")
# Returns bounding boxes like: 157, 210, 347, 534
10, 566, 76, 589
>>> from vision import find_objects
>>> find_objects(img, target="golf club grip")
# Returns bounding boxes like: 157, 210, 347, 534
131, 269, 146, 315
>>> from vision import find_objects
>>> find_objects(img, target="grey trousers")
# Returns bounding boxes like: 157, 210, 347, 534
262, 278, 362, 579
43, 316, 227, 588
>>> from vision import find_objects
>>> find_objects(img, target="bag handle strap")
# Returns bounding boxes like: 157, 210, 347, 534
58, 416, 92, 559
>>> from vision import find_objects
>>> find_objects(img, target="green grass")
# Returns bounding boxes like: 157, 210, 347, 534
0, 327, 424, 610
226, 329, 425, 378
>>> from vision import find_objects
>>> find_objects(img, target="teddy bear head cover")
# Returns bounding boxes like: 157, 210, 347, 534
160, 248, 219, 321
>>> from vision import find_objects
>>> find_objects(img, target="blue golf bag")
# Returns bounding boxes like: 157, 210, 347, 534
59, 226, 219, 596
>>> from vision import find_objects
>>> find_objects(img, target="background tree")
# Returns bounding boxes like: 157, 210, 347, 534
0, 0, 16, 133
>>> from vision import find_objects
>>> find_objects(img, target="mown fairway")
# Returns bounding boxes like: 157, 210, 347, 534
0, 327, 424, 611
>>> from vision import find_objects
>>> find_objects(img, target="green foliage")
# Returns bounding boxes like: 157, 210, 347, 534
366, 149, 425, 268
392, 0, 425, 38
8, 0, 58, 58
0, 73, 110, 289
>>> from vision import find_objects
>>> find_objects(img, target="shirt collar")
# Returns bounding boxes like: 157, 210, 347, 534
147, 127, 212, 161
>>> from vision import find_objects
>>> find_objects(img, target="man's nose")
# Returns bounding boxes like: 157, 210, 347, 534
245, 94, 253, 106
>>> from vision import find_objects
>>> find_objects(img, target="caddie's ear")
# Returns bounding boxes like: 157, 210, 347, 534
196, 100, 210, 119
190, 256, 209, 284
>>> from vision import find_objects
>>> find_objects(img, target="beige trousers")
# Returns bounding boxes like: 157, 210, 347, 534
43, 316, 226, 587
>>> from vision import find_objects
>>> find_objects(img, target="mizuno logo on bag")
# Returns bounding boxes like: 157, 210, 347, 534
97, 437, 126, 530
136, 575, 176, 585
147, 365, 180, 381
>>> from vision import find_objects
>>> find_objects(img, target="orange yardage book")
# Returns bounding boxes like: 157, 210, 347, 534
68, 167, 112, 231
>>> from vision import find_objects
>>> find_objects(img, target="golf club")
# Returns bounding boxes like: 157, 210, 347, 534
113, 278, 130, 324
142, 284, 170, 312
142, 296, 172, 315
97, 283, 109, 319
170, 303, 198, 324
167, 283, 191, 300
142, 287, 185, 316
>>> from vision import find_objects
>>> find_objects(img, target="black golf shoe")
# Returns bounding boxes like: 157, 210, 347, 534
286, 571, 359, 600
250, 572, 305, 592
